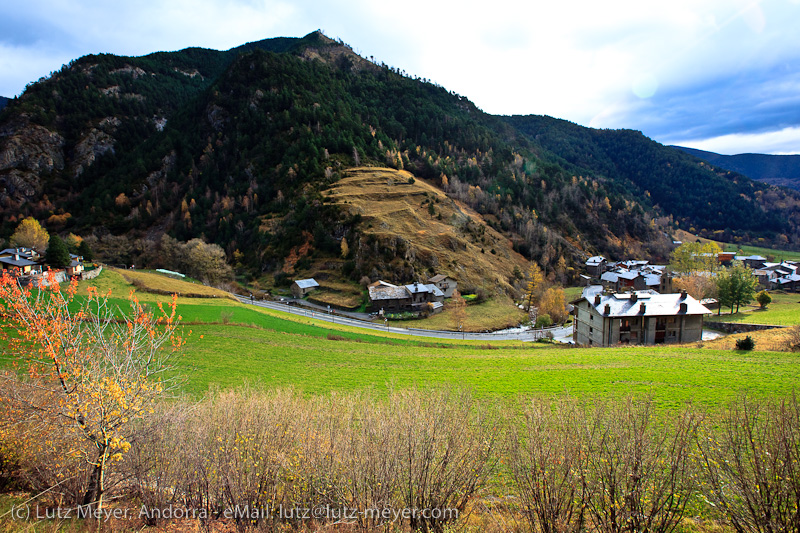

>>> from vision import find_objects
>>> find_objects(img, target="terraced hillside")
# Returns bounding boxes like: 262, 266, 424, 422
328, 167, 529, 294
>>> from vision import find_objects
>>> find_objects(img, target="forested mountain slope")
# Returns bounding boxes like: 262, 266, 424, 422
674, 145, 800, 192
1, 31, 797, 289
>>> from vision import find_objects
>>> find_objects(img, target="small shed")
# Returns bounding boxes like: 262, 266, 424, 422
291, 278, 319, 298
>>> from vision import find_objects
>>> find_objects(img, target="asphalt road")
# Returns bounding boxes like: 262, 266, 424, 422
235, 296, 566, 342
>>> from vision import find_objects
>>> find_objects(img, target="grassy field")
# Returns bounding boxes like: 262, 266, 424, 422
8, 269, 800, 410
399, 294, 527, 331
709, 291, 800, 325
673, 228, 800, 261
111, 268, 236, 300
179, 319, 800, 408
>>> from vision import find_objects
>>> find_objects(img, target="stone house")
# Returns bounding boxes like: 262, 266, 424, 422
427, 274, 457, 298
291, 278, 319, 298
571, 286, 711, 346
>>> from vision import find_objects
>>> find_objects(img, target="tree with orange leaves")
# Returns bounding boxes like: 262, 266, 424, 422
0, 271, 185, 515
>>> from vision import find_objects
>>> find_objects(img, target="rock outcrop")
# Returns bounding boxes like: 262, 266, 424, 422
0, 116, 65, 205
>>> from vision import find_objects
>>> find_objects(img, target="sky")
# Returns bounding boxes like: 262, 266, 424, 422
3, 0, 800, 155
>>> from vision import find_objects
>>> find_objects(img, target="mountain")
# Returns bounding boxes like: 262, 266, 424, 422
505, 116, 799, 239
673, 146, 800, 192
0, 97, 8, 111
1, 31, 798, 291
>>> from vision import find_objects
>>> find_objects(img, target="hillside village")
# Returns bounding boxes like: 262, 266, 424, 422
0, 246, 92, 283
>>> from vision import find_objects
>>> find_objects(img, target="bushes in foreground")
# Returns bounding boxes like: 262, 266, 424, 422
2, 387, 799, 532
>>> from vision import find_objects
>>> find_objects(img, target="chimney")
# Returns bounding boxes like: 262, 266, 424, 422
631, 293, 638, 303
680, 302, 688, 313
680, 289, 687, 300
640, 302, 647, 314
604, 304, 611, 315
594, 294, 602, 305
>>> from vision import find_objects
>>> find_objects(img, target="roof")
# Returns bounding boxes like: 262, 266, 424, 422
644, 274, 661, 286
577, 290, 710, 318
426, 284, 445, 298
0, 248, 37, 260
600, 272, 619, 283
405, 283, 433, 294
0, 256, 38, 268
428, 274, 454, 283
586, 256, 606, 265
776, 274, 800, 284
368, 285, 410, 301
293, 279, 319, 289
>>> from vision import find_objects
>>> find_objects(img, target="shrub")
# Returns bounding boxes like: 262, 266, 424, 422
696, 394, 800, 533
735, 335, 755, 351
535, 313, 553, 328
756, 290, 772, 309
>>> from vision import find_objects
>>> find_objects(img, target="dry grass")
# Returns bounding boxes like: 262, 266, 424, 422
309, 288, 363, 309
401, 294, 527, 332
703, 327, 794, 351
113, 268, 236, 300
327, 167, 529, 295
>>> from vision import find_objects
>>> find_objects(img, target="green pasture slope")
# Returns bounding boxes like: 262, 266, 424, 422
719, 242, 800, 262
710, 291, 800, 326
3, 270, 799, 409
182, 320, 800, 408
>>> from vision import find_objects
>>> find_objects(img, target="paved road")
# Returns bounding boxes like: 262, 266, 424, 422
236, 296, 563, 342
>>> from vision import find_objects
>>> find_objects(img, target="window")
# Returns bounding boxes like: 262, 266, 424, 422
589, 327, 593, 333
590, 314, 594, 321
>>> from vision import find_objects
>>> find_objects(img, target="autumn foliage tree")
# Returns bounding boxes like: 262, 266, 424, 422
10, 216, 49, 251
524, 262, 544, 312
0, 272, 185, 514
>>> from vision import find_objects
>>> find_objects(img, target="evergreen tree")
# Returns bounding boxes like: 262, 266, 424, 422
46, 234, 71, 269
77, 239, 94, 262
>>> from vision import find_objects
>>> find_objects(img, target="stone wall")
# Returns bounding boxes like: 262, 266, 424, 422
81, 265, 103, 281
705, 321, 787, 334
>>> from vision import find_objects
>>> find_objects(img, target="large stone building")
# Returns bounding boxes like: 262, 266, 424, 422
571, 286, 711, 346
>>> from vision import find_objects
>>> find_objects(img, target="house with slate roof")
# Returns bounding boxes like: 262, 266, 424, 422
571, 285, 711, 346
291, 278, 319, 298
427, 274, 457, 298
0, 248, 42, 275
368, 280, 445, 313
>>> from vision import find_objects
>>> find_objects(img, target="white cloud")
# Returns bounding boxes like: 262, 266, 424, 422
670, 126, 800, 155
3, 0, 800, 155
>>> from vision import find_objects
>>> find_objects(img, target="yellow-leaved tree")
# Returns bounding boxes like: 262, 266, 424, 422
0, 272, 186, 515
10, 216, 49, 251
524, 262, 544, 312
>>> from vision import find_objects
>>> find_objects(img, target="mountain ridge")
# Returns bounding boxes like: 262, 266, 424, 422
672, 145, 800, 192
1, 31, 798, 291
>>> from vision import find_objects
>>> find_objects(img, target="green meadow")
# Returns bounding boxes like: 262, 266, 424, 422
5, 269, 799, 410
180, 319, 800, 408
710, 291, 800, 325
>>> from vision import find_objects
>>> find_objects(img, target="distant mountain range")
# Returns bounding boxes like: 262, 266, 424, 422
673, 146, 800, 192
1, 31, 799, 287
